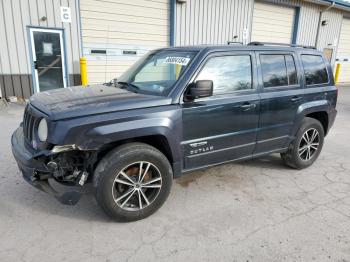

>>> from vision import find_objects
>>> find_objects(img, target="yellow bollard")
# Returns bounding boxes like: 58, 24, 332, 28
80, 57, 88, 86
175, 64, 182, 80
334, 63, 341, 85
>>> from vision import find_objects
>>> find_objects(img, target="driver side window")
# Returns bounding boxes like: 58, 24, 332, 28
196, 55, 252, 95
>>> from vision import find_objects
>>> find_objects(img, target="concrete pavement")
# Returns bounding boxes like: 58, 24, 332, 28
0, 87, 350, 262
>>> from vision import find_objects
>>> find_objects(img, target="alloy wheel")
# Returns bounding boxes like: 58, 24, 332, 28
112, 161, 162, 211
298, 128, 320, 161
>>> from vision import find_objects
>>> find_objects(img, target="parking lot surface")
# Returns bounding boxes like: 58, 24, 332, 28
1, 87, 350, 262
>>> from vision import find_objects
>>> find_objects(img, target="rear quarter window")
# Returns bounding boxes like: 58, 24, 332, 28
301, 55, 329, 85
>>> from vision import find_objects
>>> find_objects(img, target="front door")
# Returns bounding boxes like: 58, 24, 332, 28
182, 52, 260, 170
29, 28, 67, 93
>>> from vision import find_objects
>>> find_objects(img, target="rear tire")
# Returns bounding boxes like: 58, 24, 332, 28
94, 143, 173, 222
281, 117, 324, 169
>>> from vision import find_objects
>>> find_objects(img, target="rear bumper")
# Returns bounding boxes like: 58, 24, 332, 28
11, 127, 82, 205
328, 107, 337, 133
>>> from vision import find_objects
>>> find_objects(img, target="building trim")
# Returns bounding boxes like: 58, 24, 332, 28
306, 0, 350, 12
170, 0, 176, 46
77, 0, 83, 58
292, 6, 301, 44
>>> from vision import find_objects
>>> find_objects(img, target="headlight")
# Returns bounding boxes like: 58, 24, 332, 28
38, 118, 48, 142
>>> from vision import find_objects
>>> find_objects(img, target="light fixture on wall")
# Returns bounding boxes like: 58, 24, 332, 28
321, 20, 329, 26
40, 16, 47, 22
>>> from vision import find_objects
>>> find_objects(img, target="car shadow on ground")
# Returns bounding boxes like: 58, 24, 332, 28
11, 154, 286, 223
176, 154, 286, 187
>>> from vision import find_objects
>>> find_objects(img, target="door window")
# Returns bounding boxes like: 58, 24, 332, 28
260, 54, 298, 88
301, 55, 329, 85
196, 55, 252, 95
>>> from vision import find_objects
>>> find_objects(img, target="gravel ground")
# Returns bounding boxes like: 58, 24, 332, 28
0, 87, 350, 262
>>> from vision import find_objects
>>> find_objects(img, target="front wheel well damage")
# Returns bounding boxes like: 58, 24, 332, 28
95, 135, 174, 169
305, 111, 329, 135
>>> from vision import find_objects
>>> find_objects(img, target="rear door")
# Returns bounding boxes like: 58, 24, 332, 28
182, 52, 260, 170
255, 51, 303, 155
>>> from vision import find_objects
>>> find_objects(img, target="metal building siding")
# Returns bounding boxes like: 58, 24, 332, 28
0, 0, 81, 99
296, 1, 321, 46
80, 0, 169, 84
175, 0, 254, 46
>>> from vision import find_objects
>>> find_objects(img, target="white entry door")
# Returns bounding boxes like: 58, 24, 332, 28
336, 18, 350, 83
29, 28, 67, 92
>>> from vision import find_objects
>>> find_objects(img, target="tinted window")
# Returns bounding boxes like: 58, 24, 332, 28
261, 55, 288, 87
301, 55, 329, 85
196, 55, 252, 95
118, 50, 197, 96
285, 55, 298, 85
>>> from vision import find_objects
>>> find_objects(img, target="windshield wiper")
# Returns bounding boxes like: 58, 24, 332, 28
103, 80, 114, 86
116, 81, 140, 90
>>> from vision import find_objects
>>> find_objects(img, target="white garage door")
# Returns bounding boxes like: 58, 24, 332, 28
336, 18, 350, 83
251, 2, 295, 44
80, 0, 169, 84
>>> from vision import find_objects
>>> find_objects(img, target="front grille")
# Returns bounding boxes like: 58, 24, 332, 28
23, 104, 37, 143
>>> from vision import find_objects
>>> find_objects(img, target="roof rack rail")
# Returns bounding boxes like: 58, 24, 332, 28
227, 41, 243, 45
248, 41, 316, 49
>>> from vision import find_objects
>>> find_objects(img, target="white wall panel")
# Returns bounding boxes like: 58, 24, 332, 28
337, 18, 350, 83
251, 2, 295, 43
81, 0, 169, 84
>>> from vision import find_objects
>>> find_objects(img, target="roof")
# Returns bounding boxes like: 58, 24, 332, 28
314, 0, 350, 11
327, 0, 350, 8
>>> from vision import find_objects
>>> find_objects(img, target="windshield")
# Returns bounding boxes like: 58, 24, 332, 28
116, 50, 197, 96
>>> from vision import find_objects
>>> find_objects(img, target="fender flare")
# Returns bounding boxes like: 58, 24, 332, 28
76, 117, 182, 164
291, 99, 330, 137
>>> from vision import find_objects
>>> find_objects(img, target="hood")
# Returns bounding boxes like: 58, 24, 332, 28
30, 85, 172, 120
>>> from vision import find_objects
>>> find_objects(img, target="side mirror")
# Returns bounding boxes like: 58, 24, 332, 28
185, 80, 213, 101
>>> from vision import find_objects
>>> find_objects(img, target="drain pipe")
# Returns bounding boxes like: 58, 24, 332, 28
315, 1, 335, 49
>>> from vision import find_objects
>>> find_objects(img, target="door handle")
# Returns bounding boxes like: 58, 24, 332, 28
34, 61, 38, 70
291, 96, 302, 102
240, 103, 256, 110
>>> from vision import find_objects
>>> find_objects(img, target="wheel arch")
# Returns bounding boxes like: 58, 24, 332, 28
97, 134, 175, 165
305, 111, 329, 135
295, 100, 330, 136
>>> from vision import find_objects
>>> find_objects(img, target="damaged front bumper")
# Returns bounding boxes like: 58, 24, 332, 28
11, 127, 84, 205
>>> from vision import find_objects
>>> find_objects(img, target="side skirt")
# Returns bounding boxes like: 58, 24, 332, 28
179, 147, 288, 175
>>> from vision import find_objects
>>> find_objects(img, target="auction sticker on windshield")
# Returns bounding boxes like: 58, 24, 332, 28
164, 57, 191, 66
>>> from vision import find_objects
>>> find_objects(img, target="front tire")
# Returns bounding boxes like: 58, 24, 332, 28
94, 143, 173, 222
281, 117, 324, 169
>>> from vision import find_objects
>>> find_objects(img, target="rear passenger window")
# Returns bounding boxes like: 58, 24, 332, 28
301, 55, 329, 85
260, 54, 298, 88
196, 55, 252, 95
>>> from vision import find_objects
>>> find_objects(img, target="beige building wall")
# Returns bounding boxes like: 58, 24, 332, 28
80, 0, 170, 84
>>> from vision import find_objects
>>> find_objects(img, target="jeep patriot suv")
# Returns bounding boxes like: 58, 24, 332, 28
12, 43, 337, 221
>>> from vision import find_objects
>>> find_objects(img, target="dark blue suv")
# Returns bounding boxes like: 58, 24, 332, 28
11, 43, 337, 221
